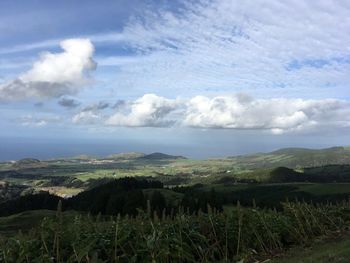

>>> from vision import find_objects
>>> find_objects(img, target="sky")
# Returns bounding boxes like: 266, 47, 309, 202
1, 0, 350, 159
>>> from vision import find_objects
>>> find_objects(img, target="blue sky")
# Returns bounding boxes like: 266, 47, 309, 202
1, 0, 350, 159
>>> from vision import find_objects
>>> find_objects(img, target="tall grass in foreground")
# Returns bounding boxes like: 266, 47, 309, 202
1, 200, 350, 262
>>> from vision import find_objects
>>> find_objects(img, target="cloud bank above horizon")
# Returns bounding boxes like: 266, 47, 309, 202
68, 93, 350, 135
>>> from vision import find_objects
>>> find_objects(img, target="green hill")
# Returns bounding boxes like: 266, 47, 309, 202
229, 146, 350, 169
15, 158, 40, 164
140, 152, 187, 160
107, 152, 145, 160
12, 158, 47, 169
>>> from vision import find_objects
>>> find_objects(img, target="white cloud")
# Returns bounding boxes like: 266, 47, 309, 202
2, 1, 350, 100
72, 100, 112, 125
19, 115, 61, 127
72, 111, 101, 125
106, 94, 181, 127
21, 39, 95, 84
0, 38, 96, 101
183, 95, 338, 133
94, 0, 350, 98
100, 93, 350, 134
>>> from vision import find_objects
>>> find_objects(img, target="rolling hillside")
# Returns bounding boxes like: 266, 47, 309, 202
228, 146, 350, 169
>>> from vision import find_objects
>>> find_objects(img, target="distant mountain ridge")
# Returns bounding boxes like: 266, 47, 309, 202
15, 158, 40, 164
12, 158, 47, 169
228, 146, 350, 169
139, 152, 187, 160
3, 147, 350, 169
270, 146, 346, 155
107, 152, 145, 160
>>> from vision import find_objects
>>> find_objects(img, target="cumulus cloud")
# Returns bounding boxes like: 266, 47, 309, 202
105, 94, 181, 127
183, 95, 350, 133
98, 93, 350, 134
72, 111, 101, 125
0, 39, 96, 101
72, 100, 112, 125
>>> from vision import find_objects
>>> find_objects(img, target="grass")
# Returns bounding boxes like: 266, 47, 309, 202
194, 182, 350, 209
202, 182, 350, 196
297, 183, 350, 195
0, 210, 81, 237
273, 234, 350, 262
1, 201, 350, 262
200, 183, 250, 192
0, 210, 56, 236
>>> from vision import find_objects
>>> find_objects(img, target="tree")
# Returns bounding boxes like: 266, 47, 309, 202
123, 190, 146, 216
106, 194, 125, 215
